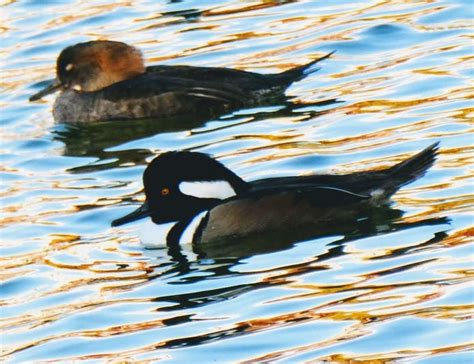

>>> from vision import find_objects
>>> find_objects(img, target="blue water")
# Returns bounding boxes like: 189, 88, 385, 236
1, 0, 473, 362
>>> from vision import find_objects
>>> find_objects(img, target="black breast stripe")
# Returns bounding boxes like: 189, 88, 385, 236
166, 211, 210, 246
166, 219, 192, 246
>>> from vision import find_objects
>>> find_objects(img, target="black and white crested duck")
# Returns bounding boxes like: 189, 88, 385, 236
111, 143, 439, 248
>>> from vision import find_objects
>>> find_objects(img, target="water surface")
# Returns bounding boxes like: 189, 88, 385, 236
1, 0, 473, 362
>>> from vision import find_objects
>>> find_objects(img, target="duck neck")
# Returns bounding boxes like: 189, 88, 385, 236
141, 210, 209, 248
167, 210, 209, 246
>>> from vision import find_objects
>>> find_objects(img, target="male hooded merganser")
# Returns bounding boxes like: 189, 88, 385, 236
29, 40, 333, 123
111, 142, 439, 248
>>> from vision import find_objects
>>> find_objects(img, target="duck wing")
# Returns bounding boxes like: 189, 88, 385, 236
147, 65, 276, 91
99, 72, 250, 104
74, 73, 254, 121
147, 51, 334, 90
247, 177, 370, 206
203, 187, 369, 244
247, 142, 439, 201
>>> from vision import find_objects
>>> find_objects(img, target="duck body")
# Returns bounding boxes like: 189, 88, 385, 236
30, 40, 333, 123
111, 143, 439, 248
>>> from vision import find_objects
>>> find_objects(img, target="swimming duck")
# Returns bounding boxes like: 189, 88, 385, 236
111, 143, 439, 248
29, 40, 333, 123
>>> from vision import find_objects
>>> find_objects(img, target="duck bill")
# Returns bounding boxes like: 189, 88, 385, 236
29, 79, 62, 101
111, 201, 152, 227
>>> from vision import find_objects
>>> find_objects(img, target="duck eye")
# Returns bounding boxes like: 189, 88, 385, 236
161, 187, 170, 196
65, 63, 74, 72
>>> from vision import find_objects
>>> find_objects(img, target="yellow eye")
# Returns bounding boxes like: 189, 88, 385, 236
161, 187, 170, 196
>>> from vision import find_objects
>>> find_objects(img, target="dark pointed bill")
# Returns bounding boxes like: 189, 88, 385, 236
111, 201, 152, 227
29, 79, 62, 102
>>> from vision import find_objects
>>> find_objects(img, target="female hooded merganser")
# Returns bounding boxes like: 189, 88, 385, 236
111, 142, 439, 248
29, 40, 333, 123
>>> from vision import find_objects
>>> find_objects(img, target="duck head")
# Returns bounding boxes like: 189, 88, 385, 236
30, 40, 146, 101
112, 151, 249, 227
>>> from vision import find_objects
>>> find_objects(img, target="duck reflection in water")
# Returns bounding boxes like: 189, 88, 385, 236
132, 217, 449, 351
138, 210, 448, 319
54, 98, 338, 173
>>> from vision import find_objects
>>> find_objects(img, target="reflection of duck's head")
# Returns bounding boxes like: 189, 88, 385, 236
30, 41, 145, 100
112, 143, 440, 249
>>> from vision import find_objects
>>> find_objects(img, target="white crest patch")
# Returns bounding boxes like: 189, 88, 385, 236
139, 219, 176, 249
65, 63, 74, 71
179, 181, 236, 200
179, 210, 208, 245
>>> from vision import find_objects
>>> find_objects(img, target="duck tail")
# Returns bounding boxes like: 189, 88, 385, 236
387, 142, 440, 191
272, 51, 335, 86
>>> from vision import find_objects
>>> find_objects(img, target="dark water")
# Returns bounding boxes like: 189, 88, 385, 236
1, 0, 473, 362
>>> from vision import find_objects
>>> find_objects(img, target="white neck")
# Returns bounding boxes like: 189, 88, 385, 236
139, 219, 175, 248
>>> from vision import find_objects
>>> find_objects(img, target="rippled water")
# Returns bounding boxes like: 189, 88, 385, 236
1, 0, 473, 362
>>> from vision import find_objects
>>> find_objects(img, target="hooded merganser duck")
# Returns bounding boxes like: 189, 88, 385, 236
29, 40, 334, 123
111, 142, 439, 248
